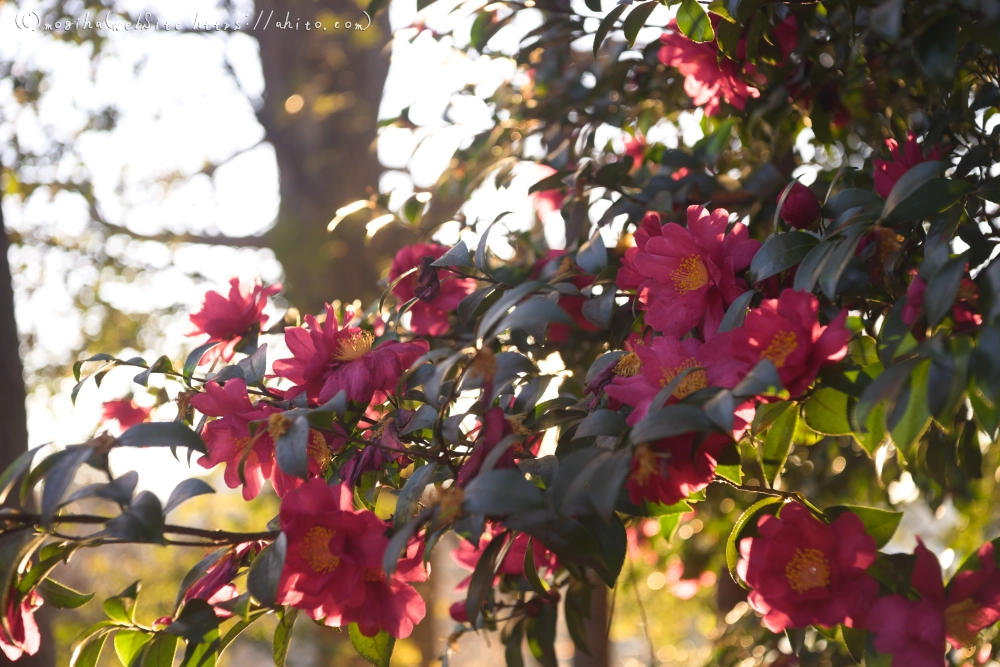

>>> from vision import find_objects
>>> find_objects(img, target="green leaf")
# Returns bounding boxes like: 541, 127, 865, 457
573, 409, 627, 440
576, 231, 608, 275
505, 619, 527, 667
164, 599, 221, 643
880, 161, 947, 220
466, 530, 509, 625
715, 444, 743, 485
431, 240, 473, 268
463, 469, 546, 515
887, 359, 932, 459
523, 538, 552, 599
593, 3, 629, 57
885, 178, 975, 223
716, 17, 741, 59
104, 581, 141, 625
183, 342, 218, 383
247, 534, 287, 608
142, 635, 178, 667
628, 404, 716, 445
0, 445, 43, 505
492, 298, 571, 339
726, 497, 784, 585
717, 290, 756, 333
70, 627, 112, 667
823, 506, 902, 548
350, 625, 395, 667
563, 585, 592, 657
914, 13, 959, 86
622, 1, 658, 47
822, 189, 882, 219
393, 463, 439, 529
676, 0, 714, 42
38, 579, 95, 609
977, 176, 1000, 204
923, 254, 967, 327
117, 422, 207, 454
274, 415, 310, 479
237, 343, 268, 387
819, 225, 870, 300
163, 478, 215, 515
802, 388, 852, 436
115, 630, 152, 667
760, 402, 797, 485
841, 625, 866, 663
41, 445, 95, 526
748, 232, 819, 285
525, 602, 558, 667
732, 360, 786, 400
101, 491, 165, 544
133, 355, 175, 387
272, 608, 298, 667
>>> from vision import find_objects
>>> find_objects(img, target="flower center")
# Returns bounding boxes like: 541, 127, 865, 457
332, 330, 375, 362
785, 547, 830, 593
944, 597, 984, 647
234, 436, 250, 455
633, 445, 661, 485
671, 255, 710, 294
267, 413, 292, 441
299, 526, 341, 574
761, 330, 799, 368
364, 568, 384, 582
307, 429, 333, 472
659, 358, 707, 399
614, 352, 642, 377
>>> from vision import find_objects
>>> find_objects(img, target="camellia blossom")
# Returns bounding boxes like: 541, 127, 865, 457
340, 414, 412, 487
184, 542, 262, 617
902, 271, 981, 331
457, 407, 537, 487
389, 244, 478, 336
273, 303, 428, 406
627, 435, 728, 508
869, 540, 1000, 660
101, 399, 151, 429
658, 17, 796, 116
731, 289, 851, 397
529, 164, 565, 220
338, 537, 428, 639
452, 526, 558, 590
618, 207, 761, 338
873, 131, 948, 198
606, 332, 750, 426
189, 278, 281, 363
192, 379, 337, 500
0, 591, 41, 661
778, 182, 821, 229
624, 134, 647, 171
737, 503, 879, 632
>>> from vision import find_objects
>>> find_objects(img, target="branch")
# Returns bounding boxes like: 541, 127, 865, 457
3, 512, 279, 545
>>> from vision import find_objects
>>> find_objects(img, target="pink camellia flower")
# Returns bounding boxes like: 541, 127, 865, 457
658, 17, 797, 116
874, 131, 948, 198
731, 289, 851, 397
778, 183, 821, 229
617, 206, 761, 338
338, 537, 428, 639
452, 526, 558, 590
389, 244, 478, 336
277, 479, 426, 639
189, 278, 281, 364
627, 434, 728, 507
101, 399, 151, 429
0, 590, 41, 661
529, 165, 565, 220
273, 303, 428, 406
192, 379, 337, 500
624, 134, 647, 171
184, 542, 263, 618
663, 559, 717, 600
869, 540, 1000, 660
340, 415, 412, 487
902, 271, 982, 331
606, 332, 751, 426
737, 503, 879, 633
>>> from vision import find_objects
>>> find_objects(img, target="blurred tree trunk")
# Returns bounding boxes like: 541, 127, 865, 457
0, 193, 55, 667
573, 574, 609, 667
254, 0, 402, 312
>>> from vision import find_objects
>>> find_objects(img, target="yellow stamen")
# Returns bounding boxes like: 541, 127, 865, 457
761, 331, 799, 368
784, 548, 830, 593
614, 352, 642, 377
944, 598, 983, 647
431, 486, 465, 523
307, 429, 333, 472
633, 445, 660, 485
267, 413, 292, 441
365, 568, 384, 582
299, 526, 341, 573
659, 358, 707, 399
671, 255, 710, 294
332, 330, 375, 362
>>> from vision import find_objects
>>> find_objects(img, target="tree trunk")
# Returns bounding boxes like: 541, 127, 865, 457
573, 574, 609, 667
254, 0, 402, 312
0, 193, 55, 667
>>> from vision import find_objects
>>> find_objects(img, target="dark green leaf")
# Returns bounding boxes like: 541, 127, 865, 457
431, 240, 473, 268
525, 601, 558, 667
142, 635, 178, 667
165, 600, 221, 643
349, 624, 394, 667
466, 531, 510, 624
41, 445, 95, 526
885, 178, 974, 223
272, 608, 298, 667
732, 360, 786, 400
802, 388, 852, 436
117, 422, 207, 454
880, 161, 947, 220
819, 225, 870, 300
749, 233, 821, 286
823, 506, 902, 548
394, 463, 438, 529
37, 579, 95, 609
726, 497, 784, 584
64, 470, 138, 508
274, 416, 310, 479
978, 176, 1000, 204
0, 445, 44, 505
593, 3, 629, 57
716, 17, 741, 59
760, 402, 797, 485
717, 290, 756, 333
237, 344, 268, 387
924, 255, 967, 327
163, 478, 215, 515
628, 404, 715, 445
464, 469, 546, 515
247, 534, 287, 608
174, 549, 230, 615
792, 238, 837, 293
505, 619, 526, 667
183, 343, 218, 383
622, 1, 658, 47
133, 355, 175, 387
822, 189, 882, 219
102, 491, 165, 544
573, 409, 627, 440
581, 289, 615, 329
492, 298, 571, 338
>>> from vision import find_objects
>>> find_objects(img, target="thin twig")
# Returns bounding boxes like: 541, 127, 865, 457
626, 556, 655, 667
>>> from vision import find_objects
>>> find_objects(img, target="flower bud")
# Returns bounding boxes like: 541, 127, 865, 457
778, 182, 821, 229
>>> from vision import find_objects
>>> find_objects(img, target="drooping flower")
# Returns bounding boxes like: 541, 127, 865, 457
624, 134, 647, 171
658, 17, 797, 116
605, 332, 750, 426
731, 289, 851, 397
0, 590, 41, 661
869, 540, 1000, 661
192, 379, 338, 500
627, 435, 728, 508
618, 206, 761, 338
529, 165, 565, 220
337, 537, 428, 639
737, 503, 879, 633
778, 183, 821, 229
340, 414, 412, 487
389, 244, 478, 336
188, 278, 281, 364
183, 542, 263, 618
874, 131, 948, 198
272, 303, 428, 407
101, 399, 151, 429
451, 526, 558, 590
